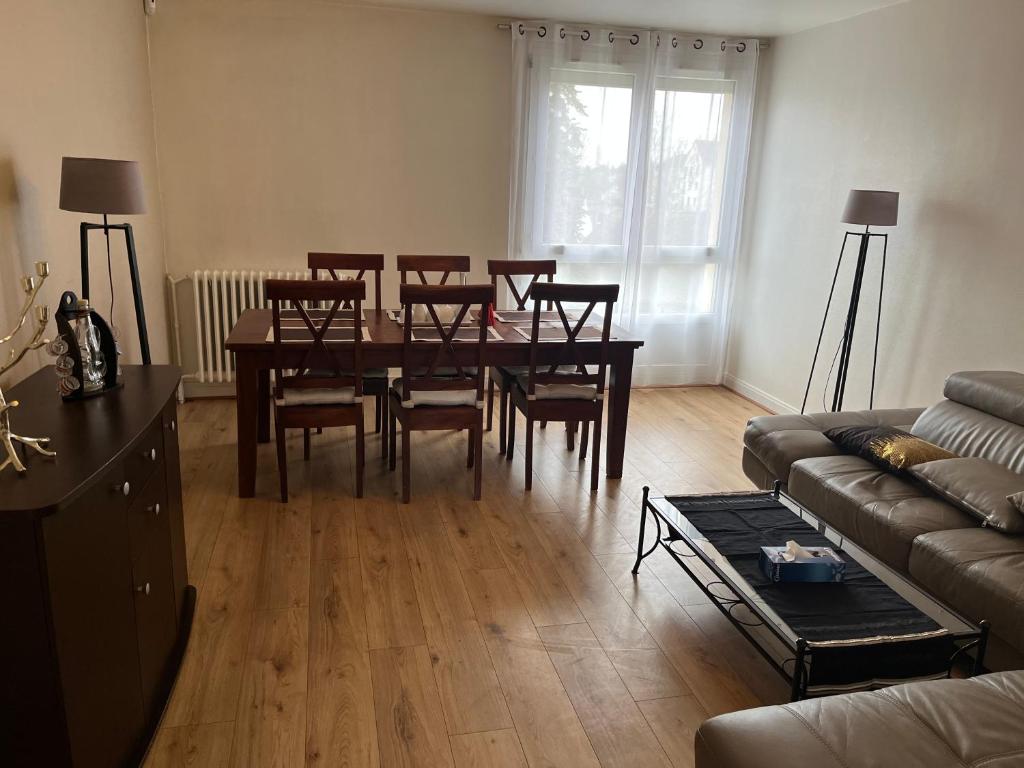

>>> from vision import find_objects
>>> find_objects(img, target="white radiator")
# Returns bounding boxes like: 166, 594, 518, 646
168, 269, 310, 391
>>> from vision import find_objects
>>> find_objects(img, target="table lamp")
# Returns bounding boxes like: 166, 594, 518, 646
59, 157, 151, 364
801, 189, 899, 413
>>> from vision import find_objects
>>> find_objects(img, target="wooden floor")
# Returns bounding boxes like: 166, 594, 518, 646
145, 386, 788, 768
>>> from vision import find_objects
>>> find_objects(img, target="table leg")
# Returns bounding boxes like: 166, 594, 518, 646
236, 355, 258, 498
257, 368, 270, 444
606, 348, 635, 478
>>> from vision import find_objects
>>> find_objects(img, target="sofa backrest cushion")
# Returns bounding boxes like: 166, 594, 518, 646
944, 371, 1024, 426
912, 400, 1024, 474
909, 457, 1024, 533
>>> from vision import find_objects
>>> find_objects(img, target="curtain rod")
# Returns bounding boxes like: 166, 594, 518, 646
496, 22, 769, 49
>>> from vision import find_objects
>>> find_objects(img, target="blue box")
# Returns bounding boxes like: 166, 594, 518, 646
759, 545, 846, 583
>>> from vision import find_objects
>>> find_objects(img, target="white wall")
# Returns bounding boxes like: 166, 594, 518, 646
0, 0, 168, 383
727, 0, 1024, 413
148, 0, 512, 308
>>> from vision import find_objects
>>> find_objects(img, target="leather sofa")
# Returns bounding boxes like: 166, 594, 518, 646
742, 371, 1024, 670
695, 671, 1024, 767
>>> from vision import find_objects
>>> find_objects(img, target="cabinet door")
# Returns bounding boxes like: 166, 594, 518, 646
128, 469, 178, 725
161, 400, 188, 623
43, 464, 144, 768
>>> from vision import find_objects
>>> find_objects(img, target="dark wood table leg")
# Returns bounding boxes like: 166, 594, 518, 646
257, 368, 270, 444
606, 347, 634, 478
236, 354, 258, 498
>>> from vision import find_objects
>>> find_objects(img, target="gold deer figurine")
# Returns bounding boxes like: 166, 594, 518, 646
0, 261, 57, 474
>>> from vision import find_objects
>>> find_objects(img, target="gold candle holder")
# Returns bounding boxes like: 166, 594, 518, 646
1, 260, 57, 474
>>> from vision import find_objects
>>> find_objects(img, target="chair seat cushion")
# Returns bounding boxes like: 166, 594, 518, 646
410, 366, 478, 377
392, 379, 480, 408
789, 455, 976, 571
277, 387, 358, 406
307, 367, 389, 380
909, 527, 1024, 660
515, 372, 598, 401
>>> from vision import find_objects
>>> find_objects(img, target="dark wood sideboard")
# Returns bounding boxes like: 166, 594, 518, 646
0, 365, 194, 767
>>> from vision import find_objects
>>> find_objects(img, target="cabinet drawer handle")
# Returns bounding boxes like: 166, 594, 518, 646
136, 582, 151, 596
148, 503, 161, 517
114, 481, 130, 496
142, 447, 157, 461
167, 419, 176, 432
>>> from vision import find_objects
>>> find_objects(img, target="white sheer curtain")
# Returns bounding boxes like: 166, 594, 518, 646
508, 23, 758, 385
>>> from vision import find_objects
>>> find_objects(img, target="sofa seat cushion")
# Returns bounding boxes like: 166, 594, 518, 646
789, 455, 976, 572
695, 672, 1024, 768
744, 408, 925, 485
909, 527, 1024, 658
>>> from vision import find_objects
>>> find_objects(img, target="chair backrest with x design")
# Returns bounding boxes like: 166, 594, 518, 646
398, 283, 493, 407
487, 259, 556, 311
524, 282, 619, 400
308, 252, 383, 309
267, 279, 365, 402
397, 254, 471, 286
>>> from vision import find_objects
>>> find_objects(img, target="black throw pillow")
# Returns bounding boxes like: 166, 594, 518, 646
823, 426, 957, 473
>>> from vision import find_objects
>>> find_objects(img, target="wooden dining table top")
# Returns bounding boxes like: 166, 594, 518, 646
225, 308, 644, 352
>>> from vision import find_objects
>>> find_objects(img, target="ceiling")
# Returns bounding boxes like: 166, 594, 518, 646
337, 0, 908, 37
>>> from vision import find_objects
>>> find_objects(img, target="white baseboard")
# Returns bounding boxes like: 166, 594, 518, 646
722, 374, 798, 415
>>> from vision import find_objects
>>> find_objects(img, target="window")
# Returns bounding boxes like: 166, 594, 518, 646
509, 29, 757, 384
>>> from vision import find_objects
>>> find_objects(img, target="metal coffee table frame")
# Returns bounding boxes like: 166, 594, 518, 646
632, 483, 990, 701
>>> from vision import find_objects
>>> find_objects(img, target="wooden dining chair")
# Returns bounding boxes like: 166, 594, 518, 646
388, 283, 494, 503
485, 259, 557, 452
397, 254, 471, 285
505, 282, 619, 492
308, 252, 389, 456
267, 279, 367, 502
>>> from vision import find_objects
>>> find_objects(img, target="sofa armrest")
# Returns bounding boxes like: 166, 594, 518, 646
695, 706, 840, 768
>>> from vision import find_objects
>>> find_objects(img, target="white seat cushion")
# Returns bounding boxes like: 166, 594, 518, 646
277, 387, 358, 406
392, 379, 481, 409
515, 373, 598, 401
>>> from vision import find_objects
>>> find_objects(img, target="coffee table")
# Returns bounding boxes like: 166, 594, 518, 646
632, 485, 989, 701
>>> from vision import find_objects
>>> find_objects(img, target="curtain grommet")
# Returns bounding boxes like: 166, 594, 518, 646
694, 38, 704, 50
538, 25, 547, 37
608, 31, 615, 43
737, 41, 747, 52
629, 33, 639, 45
671, 37, 679, 48
581, 29, 591, 41
721, 40, 727, 51
559, 27, 566, 39
517, 23, 525, 36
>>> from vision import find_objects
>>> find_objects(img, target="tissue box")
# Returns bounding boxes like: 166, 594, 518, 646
759, 546, 846, 583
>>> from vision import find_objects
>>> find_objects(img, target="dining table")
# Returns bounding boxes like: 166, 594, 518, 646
224, 307, 644, 498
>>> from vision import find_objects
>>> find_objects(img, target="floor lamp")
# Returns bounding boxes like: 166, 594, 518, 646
59, 157, 151, 365
801, 189, 899, 414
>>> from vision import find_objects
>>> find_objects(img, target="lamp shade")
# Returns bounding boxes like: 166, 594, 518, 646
841, 189, 898, 227
59, 157, 146, 215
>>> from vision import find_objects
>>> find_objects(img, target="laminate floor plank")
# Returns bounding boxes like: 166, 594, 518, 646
164, 497, 269, 726
449, 729, 529, 768
538, 623, 673, 768
306, 557, 379, 767
638, 695, 709, 768
146, 722, 235, 768
356, 497, 427, 650
369, 645, 455, 768
230, 607, 309, 768
399, 504, 512, 735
